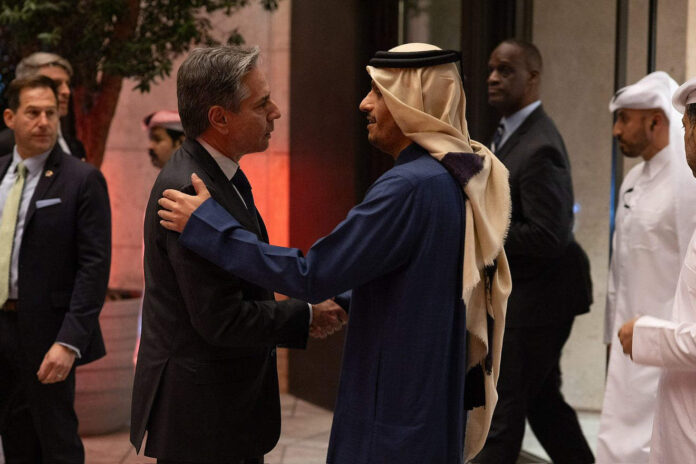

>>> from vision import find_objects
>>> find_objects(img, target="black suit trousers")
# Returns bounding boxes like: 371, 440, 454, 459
475, 319, 594, 464
0, 311, 83, 464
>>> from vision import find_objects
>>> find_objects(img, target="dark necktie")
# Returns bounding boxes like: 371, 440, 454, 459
231, 168, 256, 214
491, 123, 505, 152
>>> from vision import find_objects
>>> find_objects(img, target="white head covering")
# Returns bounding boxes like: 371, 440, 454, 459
142, 110, 184, 133
609, 71, 678, 116
367, 42, 512, 461
672, 77, 696, 113
610, 71, 684, 157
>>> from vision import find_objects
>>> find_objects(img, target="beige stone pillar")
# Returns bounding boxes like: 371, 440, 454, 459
534, 0, 690, 411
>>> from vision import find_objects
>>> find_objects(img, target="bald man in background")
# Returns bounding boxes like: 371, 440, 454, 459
476, 39, 593, 464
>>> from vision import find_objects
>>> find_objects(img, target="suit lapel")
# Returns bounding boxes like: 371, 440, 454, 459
497, 105, 545, 161
183, 140, 261, 236
256, 212, 269, 243
0, 155, 12, 181
25, 145, 62, 225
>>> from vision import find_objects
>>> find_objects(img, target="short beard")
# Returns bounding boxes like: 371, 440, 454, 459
148, 149, 163, 169
618, 133, 650, 159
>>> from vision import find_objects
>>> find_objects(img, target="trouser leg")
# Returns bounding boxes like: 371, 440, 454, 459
4, 368, 83, 464
474, 328, 528, 464
0, 311, 83, 464
0, 311, 42, 464
527, 321, 594, 464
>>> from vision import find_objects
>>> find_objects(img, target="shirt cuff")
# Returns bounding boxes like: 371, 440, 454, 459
308, 303, 313, 326
632, 315, 675, 366
58, 342, 82, 359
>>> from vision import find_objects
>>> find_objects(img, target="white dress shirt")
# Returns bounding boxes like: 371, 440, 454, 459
0, 148, 51, 299
57, 126, 71, 155
197, 138, 245, 206
597, 143, 696, 463
496, 100, 541, 149
633, 229, 696, 463
0, 147, 81, 356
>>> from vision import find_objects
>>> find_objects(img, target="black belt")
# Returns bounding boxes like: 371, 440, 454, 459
1, 299, 17, 311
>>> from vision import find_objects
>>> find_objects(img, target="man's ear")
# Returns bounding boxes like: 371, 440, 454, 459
650, 111, 666, 131
208, 106, 229, 134
3, 108, 14, 130
658, 109, 669, 127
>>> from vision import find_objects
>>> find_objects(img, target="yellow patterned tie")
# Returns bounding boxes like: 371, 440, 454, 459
0, 162, 27, 307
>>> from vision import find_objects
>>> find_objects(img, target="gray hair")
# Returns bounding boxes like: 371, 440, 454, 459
15, 52, 73, 79
177, 45, 260, 139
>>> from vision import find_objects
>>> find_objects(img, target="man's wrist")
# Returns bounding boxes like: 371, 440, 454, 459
57, 342, 81, 359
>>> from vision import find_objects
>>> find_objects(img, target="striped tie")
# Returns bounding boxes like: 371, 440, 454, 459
491, 123, 505, 152
0, 162, 27, 307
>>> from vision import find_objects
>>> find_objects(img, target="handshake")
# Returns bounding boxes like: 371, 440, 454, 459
310, 299, 349, 339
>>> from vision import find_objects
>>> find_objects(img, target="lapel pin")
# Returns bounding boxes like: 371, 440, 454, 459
45, 170, 54, 178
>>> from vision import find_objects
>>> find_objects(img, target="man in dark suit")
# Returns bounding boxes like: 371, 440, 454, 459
475, 39, 594, 463
0, 75, 111, 462
0, 52, 86, 161
130, 46, 345, 464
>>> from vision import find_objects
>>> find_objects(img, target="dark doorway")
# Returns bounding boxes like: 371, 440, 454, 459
287, 0, 532, 411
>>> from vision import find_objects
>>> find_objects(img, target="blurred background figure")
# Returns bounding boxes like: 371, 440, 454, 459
597, 71, 696, 464
0, 75, 111, 464
142, 110, 184, 169
476, 39, 594, 464
0, 52, 86, 160
615, 76, 696, 464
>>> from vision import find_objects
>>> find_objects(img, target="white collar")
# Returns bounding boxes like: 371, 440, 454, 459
500, 100, 542, 140
11, 146, 51, 176
643, 144, 672, 180
197, 138, 239, 180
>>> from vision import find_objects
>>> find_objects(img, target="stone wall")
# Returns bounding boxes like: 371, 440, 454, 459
534, 0, 690, 410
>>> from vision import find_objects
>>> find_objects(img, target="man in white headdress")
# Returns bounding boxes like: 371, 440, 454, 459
615, 76, 696, 464
597, 71, 696, 463
155, 43, 512, 463
142, 110, 185, 169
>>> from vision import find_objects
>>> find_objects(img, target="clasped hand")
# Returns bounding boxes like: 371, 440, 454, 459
310, 299, 348, 339
159, 175, 349, 338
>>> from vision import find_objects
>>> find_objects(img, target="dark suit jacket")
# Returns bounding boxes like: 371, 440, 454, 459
130, 139, 310, 462
0, 145, 111, 368
0, 126, 87, 161
495, 106, 592, 327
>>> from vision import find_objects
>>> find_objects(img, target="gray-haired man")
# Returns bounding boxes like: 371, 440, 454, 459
0, 52, 86, 160
130, 46, 345, 464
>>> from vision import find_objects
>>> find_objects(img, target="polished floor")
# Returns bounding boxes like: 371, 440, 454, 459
0, 395, 599, 463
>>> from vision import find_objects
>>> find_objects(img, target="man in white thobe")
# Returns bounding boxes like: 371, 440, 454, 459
597, 71, 696, 463
616, 76, 696, 464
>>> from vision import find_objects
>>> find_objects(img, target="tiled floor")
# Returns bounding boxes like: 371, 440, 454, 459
0, 396, 599, 463
0, 394, 332, 464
